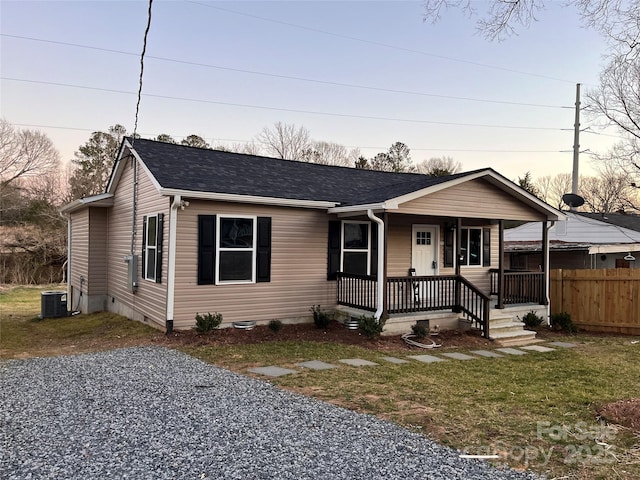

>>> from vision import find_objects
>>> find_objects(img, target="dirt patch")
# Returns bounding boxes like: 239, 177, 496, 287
598, 398, 640, 433
158, 320, 493, 351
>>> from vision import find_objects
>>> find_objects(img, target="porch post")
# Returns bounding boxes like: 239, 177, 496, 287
382, 212, 389, 319
498, 220, 505, 309
541, 221, 549, 305
454, 217, 462, 311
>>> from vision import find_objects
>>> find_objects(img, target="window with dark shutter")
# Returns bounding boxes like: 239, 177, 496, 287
142, 214, 162, 282
444, 228, 454, 268
327, 221, 341, 280
198, 215, 216, 285
256, 217, 271, 283
483, 227, 491, 267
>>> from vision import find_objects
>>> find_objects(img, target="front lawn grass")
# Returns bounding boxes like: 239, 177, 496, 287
0, 285, 161, 358
183, 337, 640, 479
2, 285, 638, 478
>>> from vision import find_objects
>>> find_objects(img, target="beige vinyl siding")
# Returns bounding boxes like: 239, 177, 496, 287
69, 209, 89, 293
173, 201, 335, 329
396, 178, 547, 221
87, 208, 108, 294
107, 156, 169, 327
385, 215, 497, 295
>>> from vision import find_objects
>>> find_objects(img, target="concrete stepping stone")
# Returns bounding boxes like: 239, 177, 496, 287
339, 358, 379, 367
521, 345, 556, 353
470, 350, 504, 358
495, 348, 527, 356
248, 366, 298, 377
440, 352, 476, 360
380, 356, 409, 364
546, 341, 577, 348
407, 354, 446, 363
296, 360, 338, 370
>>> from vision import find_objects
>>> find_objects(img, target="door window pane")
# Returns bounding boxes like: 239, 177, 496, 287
469, 229, 481, 265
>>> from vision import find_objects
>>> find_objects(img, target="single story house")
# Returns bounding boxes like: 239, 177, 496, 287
61, 138, 564, 341
505, 212, 640, 270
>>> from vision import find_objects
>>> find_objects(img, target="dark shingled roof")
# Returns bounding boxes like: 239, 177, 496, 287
576, 212, 640, 233
128, 138, 479, 206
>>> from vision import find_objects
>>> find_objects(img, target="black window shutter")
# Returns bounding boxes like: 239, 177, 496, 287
327, 220, 341, 280
483, 227, 491, 267
142, 216, 147, 278
256, 217, 271, 283
444, 227, 454, 268
369, 222, 378, 276
155, 213, 164, 283
198, 215, 216, 285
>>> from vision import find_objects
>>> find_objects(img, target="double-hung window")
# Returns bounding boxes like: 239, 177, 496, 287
342, 221, 370, 275
142, 213, 163, 283
217, 216, 256, 283
198, 215, 271, 285
444, 226, 491, 268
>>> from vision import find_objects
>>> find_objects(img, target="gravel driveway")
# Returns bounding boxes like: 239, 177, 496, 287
1, 347, 539, 479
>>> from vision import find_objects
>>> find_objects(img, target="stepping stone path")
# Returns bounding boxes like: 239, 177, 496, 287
339, 358, 379, 366
247, 342, 578, 376
470, 350, 504, 358
249, 366, 298, 377
380, 356, 409, 364
296, 360, 338, 370
440, 352, 476, 360
407, 354, 446, 363
521, 345, 556, 353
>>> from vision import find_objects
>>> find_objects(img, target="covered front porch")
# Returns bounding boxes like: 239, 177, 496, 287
336, 268, 547, 339
327, 170, 563, 341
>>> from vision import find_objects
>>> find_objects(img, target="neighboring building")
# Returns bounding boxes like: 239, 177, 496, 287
505, 212, 640, 270
61, 138, 563, 340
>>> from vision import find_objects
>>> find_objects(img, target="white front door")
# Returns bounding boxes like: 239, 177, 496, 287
412, 225, 438, 276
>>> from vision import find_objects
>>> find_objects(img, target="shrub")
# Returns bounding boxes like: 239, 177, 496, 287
358, 315, 386, 338
520, 311, 544, 328
551, 312, 577, 333
194, 312, 222, 333
310, 305, 332, 329
268, 319, 282, 333
411, 322, 428, 339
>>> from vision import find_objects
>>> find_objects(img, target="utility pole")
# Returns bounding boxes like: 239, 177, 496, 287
571, 83, 581, 211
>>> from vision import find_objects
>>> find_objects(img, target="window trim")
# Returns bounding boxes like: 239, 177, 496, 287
460, 227, 483, 267
215, 215, 257, 285
340, 220, 371, 276
143, 214, 161, 282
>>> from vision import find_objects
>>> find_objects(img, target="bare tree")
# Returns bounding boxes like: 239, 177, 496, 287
301, 141, 357, 167
416, 156, 462, 176
535, 173, 572, 209
579, 163, 639, 212
0, 119, 60, 188
422, 0, 639, 43
257, 122, 311, 160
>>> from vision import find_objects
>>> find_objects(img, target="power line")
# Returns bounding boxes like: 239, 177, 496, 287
188, 1, 578, 85
132, 0, 153, 141
10, 122, 564, 154
1, 77, 566, 131
0, 33, 571, 110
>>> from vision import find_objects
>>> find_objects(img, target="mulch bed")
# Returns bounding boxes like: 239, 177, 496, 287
161, 320, 493, 351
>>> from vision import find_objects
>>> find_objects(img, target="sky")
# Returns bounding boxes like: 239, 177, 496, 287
0, 0, 621, 181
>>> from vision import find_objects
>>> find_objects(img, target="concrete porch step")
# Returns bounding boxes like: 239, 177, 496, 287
490, 329, 540, 347
489, 321, 529, 335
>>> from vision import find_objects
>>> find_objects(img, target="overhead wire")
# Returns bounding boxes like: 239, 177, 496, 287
188, 0, 579, 85
132, 0, 153, 142
1, 77, 566, 131
0, 34, 571, 110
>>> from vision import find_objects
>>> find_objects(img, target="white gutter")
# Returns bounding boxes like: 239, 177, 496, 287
66, 213, 71, 307
545, 220, 555, 327
166, 194, 181, 332
367, 209, 385, 322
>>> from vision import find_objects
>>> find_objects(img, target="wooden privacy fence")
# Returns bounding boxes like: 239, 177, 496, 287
550, 269, 640, 335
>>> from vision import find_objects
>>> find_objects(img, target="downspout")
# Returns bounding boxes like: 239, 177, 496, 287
545, 220, 555, 327
165, 194, 181, 334
65, 212, 71, 311
367, 209, 385, 321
